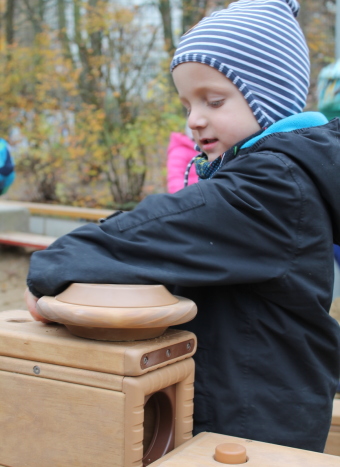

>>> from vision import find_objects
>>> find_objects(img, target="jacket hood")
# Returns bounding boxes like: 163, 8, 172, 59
241, 113, 340, 245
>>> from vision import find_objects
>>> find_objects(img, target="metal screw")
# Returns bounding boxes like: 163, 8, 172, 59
186, 342, 192, 351
143, 356, 149, 365
166, 349, 171, 357
33, 365, 40, 375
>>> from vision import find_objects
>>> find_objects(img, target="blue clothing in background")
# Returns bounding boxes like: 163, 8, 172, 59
0, 139, 15, 195
335, 245, 340, 267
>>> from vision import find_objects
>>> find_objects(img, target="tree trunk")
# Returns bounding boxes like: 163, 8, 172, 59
158, 0, 175, 55
57, 0, 73, 62
5, 0, 16, 45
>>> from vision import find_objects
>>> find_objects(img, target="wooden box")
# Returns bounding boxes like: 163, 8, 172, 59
0, 310, 196, 467
325, 399, 340, 456
150, 432, 340, 466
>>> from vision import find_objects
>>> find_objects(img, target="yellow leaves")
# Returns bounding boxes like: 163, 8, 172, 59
80, 1, 134, 37
0, 3, 184, 207
70, 147, 86, 160
113, 7, 134, 25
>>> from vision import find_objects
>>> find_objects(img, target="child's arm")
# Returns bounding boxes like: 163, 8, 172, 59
27, 153, 305, 300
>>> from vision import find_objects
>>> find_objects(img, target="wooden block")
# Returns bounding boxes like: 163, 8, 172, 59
150, 432, 340, 466
0, 370, 125, 467
0, 357, 194, 467
0, 310, 196, 376
0, 309, 195, 466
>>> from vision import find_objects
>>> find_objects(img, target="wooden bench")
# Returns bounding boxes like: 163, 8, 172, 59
0, 200, 114, 250
0, 231, 57, 250
0, 200, 113, 221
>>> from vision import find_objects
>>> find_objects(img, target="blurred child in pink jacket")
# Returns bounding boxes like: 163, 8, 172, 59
166, 125, 199, 193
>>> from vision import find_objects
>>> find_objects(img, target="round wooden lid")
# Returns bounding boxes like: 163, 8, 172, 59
36, 283, 197, 341
56, 283, 179, 307
214, 443, 247, 464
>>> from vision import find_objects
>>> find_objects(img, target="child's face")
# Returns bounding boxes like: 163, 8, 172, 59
173, 63, 261, 161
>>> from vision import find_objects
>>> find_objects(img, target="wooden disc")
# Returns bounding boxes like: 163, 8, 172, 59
56, 283, 179, 307
36, 284, 197, 341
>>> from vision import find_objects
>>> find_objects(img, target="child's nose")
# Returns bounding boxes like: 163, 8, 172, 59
187, 109, 207, 130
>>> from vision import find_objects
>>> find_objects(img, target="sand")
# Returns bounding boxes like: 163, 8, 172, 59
0, 245, 31, 312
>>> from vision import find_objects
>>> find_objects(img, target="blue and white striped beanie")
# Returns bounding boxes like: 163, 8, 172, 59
170, 0, 310, 128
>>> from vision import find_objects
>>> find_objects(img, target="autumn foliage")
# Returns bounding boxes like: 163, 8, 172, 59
0, 1, 185, 208
0, 0, 336, 207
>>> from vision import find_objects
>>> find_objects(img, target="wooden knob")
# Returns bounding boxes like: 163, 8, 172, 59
214, 443, 247, 464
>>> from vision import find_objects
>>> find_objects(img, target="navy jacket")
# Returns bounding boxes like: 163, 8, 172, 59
27, 114, 340, 452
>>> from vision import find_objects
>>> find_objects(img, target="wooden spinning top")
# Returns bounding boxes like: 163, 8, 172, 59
36, 283, 197, 341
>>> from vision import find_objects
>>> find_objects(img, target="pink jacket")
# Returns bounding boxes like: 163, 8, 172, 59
167, 132, 199, 193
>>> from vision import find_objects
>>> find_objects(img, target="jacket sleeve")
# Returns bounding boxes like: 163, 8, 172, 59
27, 151, 302, 297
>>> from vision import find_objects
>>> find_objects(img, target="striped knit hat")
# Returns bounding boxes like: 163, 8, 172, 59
170, 0, 310, 128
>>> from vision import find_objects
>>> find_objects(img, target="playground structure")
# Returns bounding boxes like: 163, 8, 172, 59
0, 200, 113, 250
0, 201, 339, 465
1, 303, 339, 466
151, 430, 340, 466
0, 284, 197, 467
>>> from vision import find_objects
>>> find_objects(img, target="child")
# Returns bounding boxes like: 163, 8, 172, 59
0, 138, 15, 195
167, 123, 199, 193
25, 0, 340, 453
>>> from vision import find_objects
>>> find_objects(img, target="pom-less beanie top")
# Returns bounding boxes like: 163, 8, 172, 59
170, 0, 310, 128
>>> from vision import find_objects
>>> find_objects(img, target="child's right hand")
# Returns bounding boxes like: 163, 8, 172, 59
24, 288, 54, 324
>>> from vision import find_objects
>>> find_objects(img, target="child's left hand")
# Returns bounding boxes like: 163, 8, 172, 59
24, 288, 54, 323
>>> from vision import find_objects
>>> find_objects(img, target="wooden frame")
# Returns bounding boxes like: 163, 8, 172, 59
0, 310, 195, 466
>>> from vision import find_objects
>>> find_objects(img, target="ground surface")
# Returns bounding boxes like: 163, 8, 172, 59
0, 245, 31, 312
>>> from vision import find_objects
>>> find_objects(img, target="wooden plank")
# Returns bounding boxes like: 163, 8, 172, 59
0, 200, 113, 220
150, 432, 340, 466
0, 355, 123, 391
0, 370, 125, 467
0, 310, 196, 376
0, 231, 57, 249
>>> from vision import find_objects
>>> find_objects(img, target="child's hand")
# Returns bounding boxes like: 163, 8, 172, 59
24, 288, 54, 323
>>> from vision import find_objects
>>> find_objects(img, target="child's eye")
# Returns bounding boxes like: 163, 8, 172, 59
209, 100, 224, 108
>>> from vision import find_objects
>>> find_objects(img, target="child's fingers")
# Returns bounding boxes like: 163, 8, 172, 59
24, 288, 53, 324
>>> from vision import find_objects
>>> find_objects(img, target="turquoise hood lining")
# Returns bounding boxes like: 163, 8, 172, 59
241, 112, 328, 149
